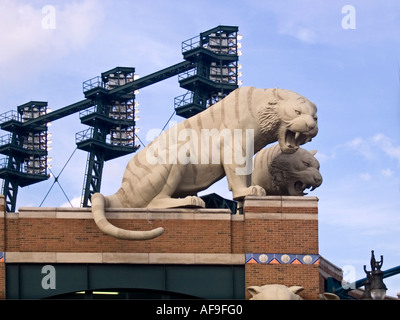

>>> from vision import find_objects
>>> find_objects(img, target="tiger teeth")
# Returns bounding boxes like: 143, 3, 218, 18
295, 132, 301, 141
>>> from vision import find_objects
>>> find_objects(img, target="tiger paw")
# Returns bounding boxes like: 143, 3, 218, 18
232, 185, 266, 200
185, 196, 206, 208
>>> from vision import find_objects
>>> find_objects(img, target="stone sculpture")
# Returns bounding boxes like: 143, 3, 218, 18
247, 284, 304, 300
319, 293, 340, 300
252, 144, 322, 196
92, 86, 318, 240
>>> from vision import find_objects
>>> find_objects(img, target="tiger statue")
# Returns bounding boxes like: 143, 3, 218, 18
91, 86, 318, 240
251, 144, 322, 196
247, 284, 304, 300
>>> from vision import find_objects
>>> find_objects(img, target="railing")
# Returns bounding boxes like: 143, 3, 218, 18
79, 105, 99, 118
76, 127, 136, 147
174, 91, 194, 109
0, 156, 47, 175
0, 133, 12, 146
0, 110, 21, 124
178, 67, 237, 86
0, 157, 8, 169
75, 127, 93, 144
79, 104, 135, 122
82, 76, 104, 93
178, 68, 197, 82
182, 35, 201, 53
0, 132, 48, 150
83, 74, 135, 93
182, 33, 239, 55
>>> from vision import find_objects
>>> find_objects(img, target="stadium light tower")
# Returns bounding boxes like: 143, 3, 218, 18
78, 67, 140, 207
175, 25, 242, 118
0, 102, 51, 212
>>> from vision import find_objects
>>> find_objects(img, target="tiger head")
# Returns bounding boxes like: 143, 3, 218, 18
269, 147, 322, 196
258, 88, 318, 154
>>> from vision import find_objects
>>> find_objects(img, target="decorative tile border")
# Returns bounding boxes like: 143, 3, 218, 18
246, 253, 319, 265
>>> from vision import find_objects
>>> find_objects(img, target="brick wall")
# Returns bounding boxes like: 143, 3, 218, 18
1, 195, 321, 300
0, 196, 5, 299
246, 264, 320, 299
243, 196, 319, 300
5, 208, 234, 254
243, 196, 318, 254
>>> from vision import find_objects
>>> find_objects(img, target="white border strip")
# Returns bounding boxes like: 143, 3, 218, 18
4, 252, 245, 265
15, 207, 233, 220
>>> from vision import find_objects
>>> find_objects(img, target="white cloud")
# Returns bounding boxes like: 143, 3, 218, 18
334, 133, 400, 167
359, 172, 371, 181
372, 133, 400, 165
256, 0, 400, 46
295, 28, 317, 44
346, 137, 363, 148
313, 150, 335, 162
318, 133, 400, 236
345, 137, 374, 160
60, 196, 82, 208
0, 0, 105, 78
0, 1, 45, 64
381, 168, 394, 177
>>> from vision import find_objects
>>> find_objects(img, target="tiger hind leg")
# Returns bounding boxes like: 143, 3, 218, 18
145, 161, 205, 209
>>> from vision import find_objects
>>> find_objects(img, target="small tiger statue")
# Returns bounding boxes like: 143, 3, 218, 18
252, 144, 322, 196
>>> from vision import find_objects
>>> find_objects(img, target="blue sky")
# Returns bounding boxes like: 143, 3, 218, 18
1, 0, 400, 297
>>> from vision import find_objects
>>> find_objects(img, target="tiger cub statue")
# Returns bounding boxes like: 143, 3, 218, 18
252, 144, 322, 196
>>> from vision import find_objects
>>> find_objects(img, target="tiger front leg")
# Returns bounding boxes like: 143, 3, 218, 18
226, 168, 266, 200
222, 132, 266, 200
222, 155, 266, 200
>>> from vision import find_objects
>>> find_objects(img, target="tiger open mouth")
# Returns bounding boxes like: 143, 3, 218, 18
285, 129, 311, 150
294, 181, 316, 196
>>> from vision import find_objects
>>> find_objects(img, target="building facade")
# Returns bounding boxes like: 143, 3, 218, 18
0, 195, 342, 299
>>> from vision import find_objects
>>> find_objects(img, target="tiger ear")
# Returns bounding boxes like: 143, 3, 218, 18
247, 286, 261, 296
309, 150, 317, 156
273, 87, 284, 100
268, 88, 282, 105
